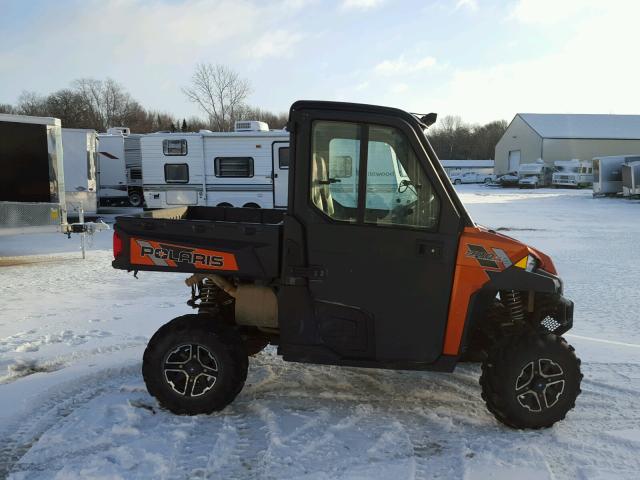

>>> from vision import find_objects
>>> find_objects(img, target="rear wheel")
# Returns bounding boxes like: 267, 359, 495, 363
129, 191, 143, 207
142, 314, 248, 415
454, 179, 462, 185
480, 333, 582, 429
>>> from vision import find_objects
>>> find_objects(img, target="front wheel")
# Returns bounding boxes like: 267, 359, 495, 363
142, 314, 248, 415
480, 333, 582, 429
454, 179, 462, 185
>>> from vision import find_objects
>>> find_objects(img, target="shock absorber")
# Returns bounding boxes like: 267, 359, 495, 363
502, 290, 526, 322
198, 278, 219, 308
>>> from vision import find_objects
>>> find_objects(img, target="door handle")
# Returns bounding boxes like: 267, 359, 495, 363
416, 240, 442, 259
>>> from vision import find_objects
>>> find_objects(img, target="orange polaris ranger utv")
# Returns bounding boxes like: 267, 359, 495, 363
112, 101, 581, 429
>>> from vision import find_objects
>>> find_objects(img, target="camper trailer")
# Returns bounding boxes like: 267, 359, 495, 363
622, 161, 640, 197
141, 122, 290, 209
96, 128, 143, 207
124, 134, 144, 206
592, 155, 640, 196
62, 128, 98, 216
518, 162, 553, 188
0, 113, 67, 235
552, 159, 593, 188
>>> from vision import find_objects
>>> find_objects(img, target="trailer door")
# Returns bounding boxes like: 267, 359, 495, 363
272, 142, 289, 208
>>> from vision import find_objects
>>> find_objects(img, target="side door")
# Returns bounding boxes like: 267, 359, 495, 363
272, 142, 289, 208
287, 105, 463, 364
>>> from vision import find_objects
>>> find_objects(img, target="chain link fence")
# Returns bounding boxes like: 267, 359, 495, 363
0, 201, 65, 234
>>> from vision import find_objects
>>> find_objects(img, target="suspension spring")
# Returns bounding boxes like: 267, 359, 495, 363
502, 290, 526, 322
198, 278, 219, 308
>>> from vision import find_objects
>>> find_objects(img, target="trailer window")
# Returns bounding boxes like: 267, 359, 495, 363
215, 157, 254, 178
164, 163, 189, 183
278, 147, 290, 169
163, 139, 188, 156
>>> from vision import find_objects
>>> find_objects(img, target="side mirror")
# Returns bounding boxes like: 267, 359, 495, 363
421, 113, 438, 128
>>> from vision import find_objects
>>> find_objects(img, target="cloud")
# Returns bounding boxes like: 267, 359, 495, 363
455, 0, 478, 12
508, 0, 598, 25
429, 0, 640, 122
248, 30, 305, 59
0, 0, 308, 114
340, 0, 385, 11
390, 83, 409, 94
374, 55, 437, 76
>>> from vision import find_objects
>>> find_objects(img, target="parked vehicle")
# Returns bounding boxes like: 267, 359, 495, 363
124, 134, 144, 207
518, 163, 553, 188
593, 155, 640, 196
622, 161, 640, 197
62, 128, 98, 217
496, 171, 519, 187
97, 127, 143, 207
0, 113, 67, 235
141, 121, 289, 210
112, 100, 582, 429
552, 159, 593, 188
450, 171, 494, 185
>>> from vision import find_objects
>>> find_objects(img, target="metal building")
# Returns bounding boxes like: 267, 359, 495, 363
495, 114, 640, 174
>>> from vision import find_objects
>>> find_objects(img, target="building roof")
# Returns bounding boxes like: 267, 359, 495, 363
440, 160, 494, 168
519, 113, 640, 140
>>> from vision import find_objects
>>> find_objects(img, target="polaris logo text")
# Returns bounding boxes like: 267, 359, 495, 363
140, 245, 224, 267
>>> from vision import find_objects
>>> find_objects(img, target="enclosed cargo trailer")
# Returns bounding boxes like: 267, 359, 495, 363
622, 161, 640, 197
0, 113, 67, 235
62, 128, 98, 217
593, 155, 640, 196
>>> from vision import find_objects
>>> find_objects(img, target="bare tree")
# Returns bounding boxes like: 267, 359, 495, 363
16, 91, 49, 116
182, 64, 252, 131
0, 103, 15, 114
73, 78, 141, 131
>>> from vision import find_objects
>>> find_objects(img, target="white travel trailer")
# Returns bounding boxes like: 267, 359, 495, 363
62, 128, 98, 216
96, 127, 144, 207
552, 159, 593, 188
518, 162, 553, 188
124, 134, 144, 206
622, 161, 640, 197
142, 122, 290, 209
592, 155, 640, 196
0, 113, 67, 235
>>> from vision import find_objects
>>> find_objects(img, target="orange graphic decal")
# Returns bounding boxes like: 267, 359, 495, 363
129, 238, 238, 271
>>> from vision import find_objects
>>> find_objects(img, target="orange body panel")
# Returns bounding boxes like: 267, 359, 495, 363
443, 226, 534, 355
129, 238, 239, 271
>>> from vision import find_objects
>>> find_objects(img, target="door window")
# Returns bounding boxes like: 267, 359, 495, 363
365, 125, 439, 229
310, 121, 439, 229
278, 147, 290, 169
311, 121, 361, 222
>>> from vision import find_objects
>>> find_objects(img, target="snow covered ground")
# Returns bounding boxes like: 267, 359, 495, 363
1, 187, 639, 479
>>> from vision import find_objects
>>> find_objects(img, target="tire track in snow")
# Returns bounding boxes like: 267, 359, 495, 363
0, 364, 140, 479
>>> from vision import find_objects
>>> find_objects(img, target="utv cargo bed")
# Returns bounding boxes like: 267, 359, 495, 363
112, 206, 285, 278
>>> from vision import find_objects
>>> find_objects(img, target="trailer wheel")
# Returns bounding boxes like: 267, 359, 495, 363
129, 191, 143, 208
480, 333, 582, 429
142, 314, 248, 415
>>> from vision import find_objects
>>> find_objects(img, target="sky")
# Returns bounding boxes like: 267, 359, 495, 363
1, 0, 639, 125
